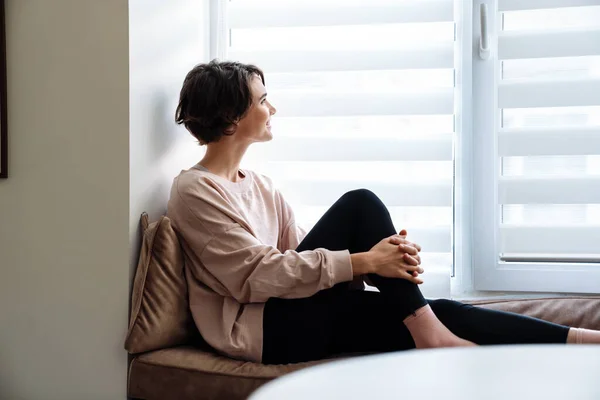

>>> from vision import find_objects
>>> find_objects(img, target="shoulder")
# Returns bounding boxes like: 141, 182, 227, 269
173, 167, 216, 194
169, 167, 226, 208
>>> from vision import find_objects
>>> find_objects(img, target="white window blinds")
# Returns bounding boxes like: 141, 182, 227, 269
223, 0, 457, 298
474, 0, 600, 293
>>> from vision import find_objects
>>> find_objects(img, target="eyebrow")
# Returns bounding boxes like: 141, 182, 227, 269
259, 93, 267, 101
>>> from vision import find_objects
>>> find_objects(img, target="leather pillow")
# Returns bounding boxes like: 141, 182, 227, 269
125, 213, 198, 354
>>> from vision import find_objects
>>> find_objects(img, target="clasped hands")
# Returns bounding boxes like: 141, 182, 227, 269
369, 229, 425, 284
351, 229, 425, 284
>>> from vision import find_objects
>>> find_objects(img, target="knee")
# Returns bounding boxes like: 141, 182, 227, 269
342, 189, 382, 206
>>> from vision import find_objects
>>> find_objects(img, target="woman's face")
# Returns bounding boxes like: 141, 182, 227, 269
235, 75, 276, 143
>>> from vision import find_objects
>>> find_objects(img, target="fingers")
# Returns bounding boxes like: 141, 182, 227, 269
402, 253, 419, 266
399, 244, 419, 256
388, 235, 416, 249
403, 252, 422, 266
398, 230, 423, 253
398, 257, 424, 273
400, 270, 423, 284
388, 234, 422, 253
404, 261, 424, 274
388, 235, 404, 245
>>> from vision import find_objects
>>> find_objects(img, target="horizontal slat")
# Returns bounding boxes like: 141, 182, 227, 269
255, 136, 453, 162
498, 127, 600, 156
499, 79, 600, 108
228, 47, 454, 73
499, 0, 600, 11
501, 254, 600, 263
499, 28, 600, 60
500, 225, 600, 254
403, 227, 451, 253
273, 90, 454, 117
499, 177, 600, 204
229, 1, 454, 29
278, 181, 452, 207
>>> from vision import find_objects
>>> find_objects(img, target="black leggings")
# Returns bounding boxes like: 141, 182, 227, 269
262, 189, 570, 365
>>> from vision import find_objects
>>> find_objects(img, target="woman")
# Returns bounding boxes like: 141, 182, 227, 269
167, 60, 599, 365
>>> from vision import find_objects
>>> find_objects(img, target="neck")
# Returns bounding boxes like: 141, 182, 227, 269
199, 139, 250, 182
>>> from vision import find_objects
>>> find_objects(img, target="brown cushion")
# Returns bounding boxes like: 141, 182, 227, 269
125, 213, 198, 354
128, 345, 331, 400
470, 296, 600, 330
128, 296, 600, 400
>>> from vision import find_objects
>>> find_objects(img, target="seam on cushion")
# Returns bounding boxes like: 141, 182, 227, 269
465, 296, 600, 306
146, 227, 194, 328
149, 229, 191, 292
134, 356, 315, 380
127, 357, 137, 394
126, 216, 165, 342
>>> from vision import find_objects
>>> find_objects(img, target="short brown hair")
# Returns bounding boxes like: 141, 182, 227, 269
175, 59, 265, 144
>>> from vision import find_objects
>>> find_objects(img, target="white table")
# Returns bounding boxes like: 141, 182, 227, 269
249, 345, 600, 400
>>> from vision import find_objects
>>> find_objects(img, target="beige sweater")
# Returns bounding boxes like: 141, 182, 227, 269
166, 164, 353, 362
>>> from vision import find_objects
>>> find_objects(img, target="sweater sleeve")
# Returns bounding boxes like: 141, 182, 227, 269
274, 188, 366, 291
201, 226, 352, 303
170, 179, 353, 304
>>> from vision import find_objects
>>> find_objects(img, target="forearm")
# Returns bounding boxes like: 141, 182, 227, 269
350, 252, 374, 276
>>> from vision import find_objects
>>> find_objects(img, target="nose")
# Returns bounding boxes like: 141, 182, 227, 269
267, 101, 276, 116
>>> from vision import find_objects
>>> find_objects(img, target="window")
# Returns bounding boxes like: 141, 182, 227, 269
217, 0, 457, 297
473, 0, 600, 293
211, 0, 600, 294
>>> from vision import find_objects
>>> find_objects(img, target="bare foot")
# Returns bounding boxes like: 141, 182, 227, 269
567, 328, 600, 344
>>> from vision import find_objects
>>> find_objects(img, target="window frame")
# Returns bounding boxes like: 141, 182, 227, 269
451, 0, 474, 296
471, 0, 600, 294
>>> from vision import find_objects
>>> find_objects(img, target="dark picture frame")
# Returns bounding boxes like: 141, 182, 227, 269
0, 0, 7, 179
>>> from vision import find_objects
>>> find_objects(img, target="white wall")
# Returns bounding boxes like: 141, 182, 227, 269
0, 1, 129, 399
129, 0, 209, 271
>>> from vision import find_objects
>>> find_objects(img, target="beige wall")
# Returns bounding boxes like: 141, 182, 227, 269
0, 0, 209, 398
0, 1, 129, 399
